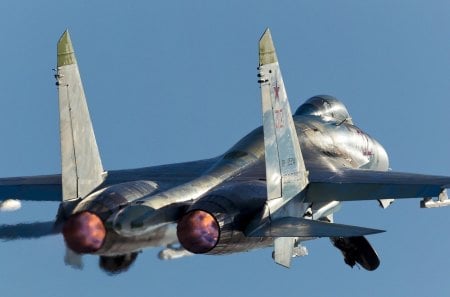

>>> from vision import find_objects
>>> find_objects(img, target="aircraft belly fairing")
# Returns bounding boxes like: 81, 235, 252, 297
1, 28, 450, 273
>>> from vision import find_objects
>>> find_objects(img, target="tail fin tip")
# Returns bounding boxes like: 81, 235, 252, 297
57, 30, 76, 67
259, 28, 277, 66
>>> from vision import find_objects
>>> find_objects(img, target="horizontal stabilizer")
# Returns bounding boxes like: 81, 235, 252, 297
247, 217, 384, 238
306, 169, 450, 203
0, 221, 59, 241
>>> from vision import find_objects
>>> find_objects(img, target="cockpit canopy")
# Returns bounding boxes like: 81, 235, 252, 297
294, 95, 353, 124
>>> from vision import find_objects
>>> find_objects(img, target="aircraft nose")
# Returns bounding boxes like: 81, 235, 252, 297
62, 211, 106, 254
177, 210, 219, 254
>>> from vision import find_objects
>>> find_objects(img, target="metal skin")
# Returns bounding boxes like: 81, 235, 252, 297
112, 96, 389, 235
2, 28, 450, 272
62, 93, 388, 262
111, 127, 265, 237
259, 29, 309, 209
177, 181, 273, 255
56, 31, 105, 201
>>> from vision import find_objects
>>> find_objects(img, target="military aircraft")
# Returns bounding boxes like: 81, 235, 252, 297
1, 28, 450, 273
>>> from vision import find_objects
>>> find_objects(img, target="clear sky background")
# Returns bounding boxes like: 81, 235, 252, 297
1, 1, 450, 296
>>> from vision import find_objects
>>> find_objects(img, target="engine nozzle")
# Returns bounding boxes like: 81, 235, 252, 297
177, 210, 219, 254
62, 211, 106, 254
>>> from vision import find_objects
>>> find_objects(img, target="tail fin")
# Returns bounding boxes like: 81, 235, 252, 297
56, 30, 105, 201
258, 29, 309, 211
257, 28, 310, 268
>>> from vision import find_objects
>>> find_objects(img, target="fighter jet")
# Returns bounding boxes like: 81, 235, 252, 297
1, 28, 450, 272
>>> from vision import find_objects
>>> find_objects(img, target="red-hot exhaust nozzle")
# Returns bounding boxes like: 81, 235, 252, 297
62, 211, 106, 254
177, 210, 219, 254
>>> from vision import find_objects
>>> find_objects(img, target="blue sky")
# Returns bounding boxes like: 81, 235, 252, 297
1, 1, 450, 296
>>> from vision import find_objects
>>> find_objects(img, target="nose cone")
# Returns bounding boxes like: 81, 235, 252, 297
62, 211, 106, 254
177, 210, 219, 254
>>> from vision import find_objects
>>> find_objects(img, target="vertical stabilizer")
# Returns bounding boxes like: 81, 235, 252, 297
258, 29, 309, 209
258, 28, 309, 268
56, 30, 105, 201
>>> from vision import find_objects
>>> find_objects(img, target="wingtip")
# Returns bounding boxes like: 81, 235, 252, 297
259, 27, 277, 66
57, 29, 77, 67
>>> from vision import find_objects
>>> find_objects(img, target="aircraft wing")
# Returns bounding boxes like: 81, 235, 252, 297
306, 169, 450, 203
0, 158, 218, 202
0, 175, 61, 202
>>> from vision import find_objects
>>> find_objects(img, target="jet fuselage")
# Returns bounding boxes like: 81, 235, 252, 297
62, 95, 390, 257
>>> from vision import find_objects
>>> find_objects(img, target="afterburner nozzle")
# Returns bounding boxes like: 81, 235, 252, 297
62, 211, 106, 254
177, 210, 219, 254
